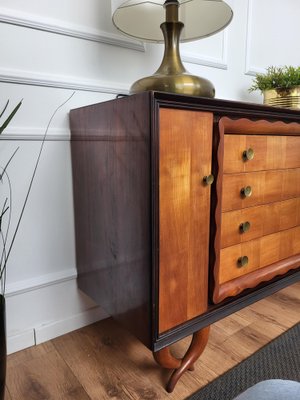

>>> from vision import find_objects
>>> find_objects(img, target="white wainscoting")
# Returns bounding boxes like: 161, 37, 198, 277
0, 67, 130, 95
7, 274, 108, 354
245, 0, 300, 76
182, 30, 229, 70
0, 7, 145, 52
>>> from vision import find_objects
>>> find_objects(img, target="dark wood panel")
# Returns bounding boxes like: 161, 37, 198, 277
153, 92, 300, 123
70, 93, 153, 348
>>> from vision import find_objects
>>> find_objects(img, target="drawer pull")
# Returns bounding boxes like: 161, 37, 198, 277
240, 186, 252, 198
203, 174, 214, 186
237, 256, 249, 268
240, 221, 251, 233
242, 148, 254, 161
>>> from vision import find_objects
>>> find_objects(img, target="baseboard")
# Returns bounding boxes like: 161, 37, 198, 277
34, 305, 108, 345
7, 306, 108, 354
7, 329, 35, 354
5, 268, 77, 297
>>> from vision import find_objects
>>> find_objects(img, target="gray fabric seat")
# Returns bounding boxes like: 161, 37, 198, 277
234, 380, 300, 400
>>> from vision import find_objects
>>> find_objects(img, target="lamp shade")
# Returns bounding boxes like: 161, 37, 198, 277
112, 0, 233, 43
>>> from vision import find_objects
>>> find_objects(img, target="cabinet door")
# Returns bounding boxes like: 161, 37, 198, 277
158, 108, 213, 333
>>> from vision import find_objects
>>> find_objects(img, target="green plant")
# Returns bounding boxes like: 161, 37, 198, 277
0, 100, 22, 134
249, 66, 300, 93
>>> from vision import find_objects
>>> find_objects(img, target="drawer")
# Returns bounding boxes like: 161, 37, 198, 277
219, 225, 300, 284
224, 135, 300, 173
222, 168, 300, 212
221, 198, 300, 248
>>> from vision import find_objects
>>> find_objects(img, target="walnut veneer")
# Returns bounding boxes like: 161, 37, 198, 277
70, 92, 300, 392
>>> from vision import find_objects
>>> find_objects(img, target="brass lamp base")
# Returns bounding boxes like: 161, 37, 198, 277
129, 2, 216, 98
130, 72, 215, 97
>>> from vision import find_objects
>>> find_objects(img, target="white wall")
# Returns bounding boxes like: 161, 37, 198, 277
0, 0, 299, 354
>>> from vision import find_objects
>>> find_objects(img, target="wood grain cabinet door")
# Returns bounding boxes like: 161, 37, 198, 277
158, 108, 213, 333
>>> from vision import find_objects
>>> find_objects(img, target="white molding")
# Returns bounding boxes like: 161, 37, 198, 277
7, 306, 108, 354
5, 268, 77, 297
0, 127, 71, 141
0, 67, 130, 95
0, 7, 145, 52
182, 30, 229, 70
7, 329, 35, 354
35, 306, 108, 345
244, 0, 265, 76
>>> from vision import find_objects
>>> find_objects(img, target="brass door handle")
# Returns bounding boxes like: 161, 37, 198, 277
240, 221, 251, 233
203, 174, 214, 186
240, 186, 252, 198
242, 148, 254, 161
237, 256, 249, 268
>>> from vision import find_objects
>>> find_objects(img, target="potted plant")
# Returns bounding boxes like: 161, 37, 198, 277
249, 65, 300, 110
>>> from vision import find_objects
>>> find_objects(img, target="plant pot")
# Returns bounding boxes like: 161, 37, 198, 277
0, 295, 6, 400
263, 86, 300, 109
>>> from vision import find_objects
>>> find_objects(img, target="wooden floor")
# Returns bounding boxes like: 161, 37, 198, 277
5, 282, 300, 400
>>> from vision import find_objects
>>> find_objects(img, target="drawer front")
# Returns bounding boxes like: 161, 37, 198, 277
221, 198, 300, 248
222, 169, 300, 212
219, 225, 300, 284
224, 135, 300, 173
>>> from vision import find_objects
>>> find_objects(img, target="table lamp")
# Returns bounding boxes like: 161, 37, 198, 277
112, 0, 233, 97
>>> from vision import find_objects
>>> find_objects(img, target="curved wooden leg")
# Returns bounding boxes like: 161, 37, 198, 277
167, 327, 210, 392
153, 326, 210, 393
153, 346, 181, 369
153, 345, 195, 371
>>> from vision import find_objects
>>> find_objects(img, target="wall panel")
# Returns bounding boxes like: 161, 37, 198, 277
245, 0, 300, 75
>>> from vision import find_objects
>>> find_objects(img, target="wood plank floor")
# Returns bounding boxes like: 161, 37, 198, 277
6, 282, 300, 400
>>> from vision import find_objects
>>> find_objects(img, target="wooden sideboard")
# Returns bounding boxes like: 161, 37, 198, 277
70, 91, 300, 392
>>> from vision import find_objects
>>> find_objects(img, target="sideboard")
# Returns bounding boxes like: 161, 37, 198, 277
70, 91, 300, 392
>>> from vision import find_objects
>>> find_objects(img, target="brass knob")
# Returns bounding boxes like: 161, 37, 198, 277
203, 174, 214, 186
237, 256, 249, 268
240, 186, 252, 198
240, 221, 251, 233
242, 148, 254, 161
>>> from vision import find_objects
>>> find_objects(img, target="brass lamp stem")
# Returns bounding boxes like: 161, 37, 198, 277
155, 22, 186, 76
165, 1, 179, 22
156, 1, 186, 76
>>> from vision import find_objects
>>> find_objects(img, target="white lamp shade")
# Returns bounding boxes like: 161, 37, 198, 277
112, 0, 233, 43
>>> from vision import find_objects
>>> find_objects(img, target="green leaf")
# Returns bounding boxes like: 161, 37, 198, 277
249, 65, 300, 93
0, 100, 22, 134
0, 100, 9, 119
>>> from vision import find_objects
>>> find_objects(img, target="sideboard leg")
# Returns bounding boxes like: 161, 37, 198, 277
153, 326, 210, 393
153, 346, 181, 369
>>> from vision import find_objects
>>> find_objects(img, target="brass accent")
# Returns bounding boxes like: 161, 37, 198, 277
263, 86, 300, 110
239, 221, 251, 233
165, 1, 179, 22
237, 256, 249, 268
240, 186, 252, 198
203, 174, 214, 186
130, 1, 215, 97
242, 148, 254, 161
